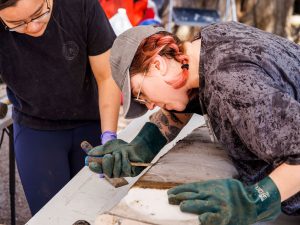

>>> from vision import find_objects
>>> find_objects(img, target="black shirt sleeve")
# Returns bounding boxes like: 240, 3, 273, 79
85, 0, 116, 56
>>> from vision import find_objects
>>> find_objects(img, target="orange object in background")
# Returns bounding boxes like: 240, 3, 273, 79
99, 0, 148, 26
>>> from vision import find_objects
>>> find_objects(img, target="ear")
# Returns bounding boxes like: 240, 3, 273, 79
150, 55, 168, 76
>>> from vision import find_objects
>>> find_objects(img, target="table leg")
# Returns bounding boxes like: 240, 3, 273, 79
8, 125, 16, 225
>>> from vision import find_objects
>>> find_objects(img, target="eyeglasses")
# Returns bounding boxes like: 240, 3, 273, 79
133, 71, 150, 105
0, 0, 51, 32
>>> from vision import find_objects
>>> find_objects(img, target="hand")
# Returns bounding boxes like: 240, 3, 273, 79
167, 177, 281, 225
86, 139, 154, 177
86, 122, 167, 177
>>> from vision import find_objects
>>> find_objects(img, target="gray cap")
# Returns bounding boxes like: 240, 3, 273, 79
110, 25, 165, 119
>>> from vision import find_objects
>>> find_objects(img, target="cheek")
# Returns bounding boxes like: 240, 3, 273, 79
144, 81, 189, 109
147, 81, 175, 101
142, 78, 166, 100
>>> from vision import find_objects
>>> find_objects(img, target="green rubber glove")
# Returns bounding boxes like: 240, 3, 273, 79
86, 122, 167, 178
168, 177, 281, 225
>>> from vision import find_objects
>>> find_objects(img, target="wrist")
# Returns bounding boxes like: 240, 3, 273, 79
101, 131, 117, 145
131, 122, 167, 155
250, 176, 281, 222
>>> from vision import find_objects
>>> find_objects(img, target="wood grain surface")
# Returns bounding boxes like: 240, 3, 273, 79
135, 126, 237, 189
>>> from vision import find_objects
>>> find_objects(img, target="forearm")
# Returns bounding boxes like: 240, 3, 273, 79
98, 77, 121, 132
269, 163, 300, 201
89, 51, 121, 133
149, 109, 192, 142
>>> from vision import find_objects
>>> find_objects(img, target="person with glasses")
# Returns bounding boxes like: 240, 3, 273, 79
0, 0, 51, 33
0, 0, 120, 215
86, 24, 300, 224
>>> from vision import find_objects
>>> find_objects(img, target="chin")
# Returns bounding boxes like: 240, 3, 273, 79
165, 104, 186, 111
25, 26, 47, 37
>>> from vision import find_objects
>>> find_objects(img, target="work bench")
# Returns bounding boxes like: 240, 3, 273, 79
25, 111, 203, 225
11, 109, 299, 225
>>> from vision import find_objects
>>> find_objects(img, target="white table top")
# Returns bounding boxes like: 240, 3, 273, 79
26, 111, 203, 225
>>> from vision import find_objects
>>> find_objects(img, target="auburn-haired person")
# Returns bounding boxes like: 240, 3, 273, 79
86, 23, 300, 225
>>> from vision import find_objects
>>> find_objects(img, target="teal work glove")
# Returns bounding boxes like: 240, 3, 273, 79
86, 122, 167, 178
167, 177, 281, 225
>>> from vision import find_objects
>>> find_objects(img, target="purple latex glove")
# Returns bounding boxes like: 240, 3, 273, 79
101, 131, 117, 145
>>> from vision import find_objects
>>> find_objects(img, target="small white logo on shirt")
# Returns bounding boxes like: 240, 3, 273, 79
255, 185, 270, 202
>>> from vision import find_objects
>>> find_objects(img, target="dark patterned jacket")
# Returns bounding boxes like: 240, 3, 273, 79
199, 22, 300, 215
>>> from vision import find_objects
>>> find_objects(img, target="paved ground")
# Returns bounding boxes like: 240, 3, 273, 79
0, 84, 130, 225
0, 84, 31, 225
0, 135, 31, 225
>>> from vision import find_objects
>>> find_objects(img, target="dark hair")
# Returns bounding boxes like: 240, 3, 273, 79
0, 0, 19, 10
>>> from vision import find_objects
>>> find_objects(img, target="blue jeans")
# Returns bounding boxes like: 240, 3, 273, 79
13, 122, 101, 215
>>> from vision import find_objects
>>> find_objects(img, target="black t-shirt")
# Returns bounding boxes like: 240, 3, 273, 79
0, 0, 116, 130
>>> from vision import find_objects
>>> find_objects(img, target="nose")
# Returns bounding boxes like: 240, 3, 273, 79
26, 22, 43, 33
146, 102, 156, 110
